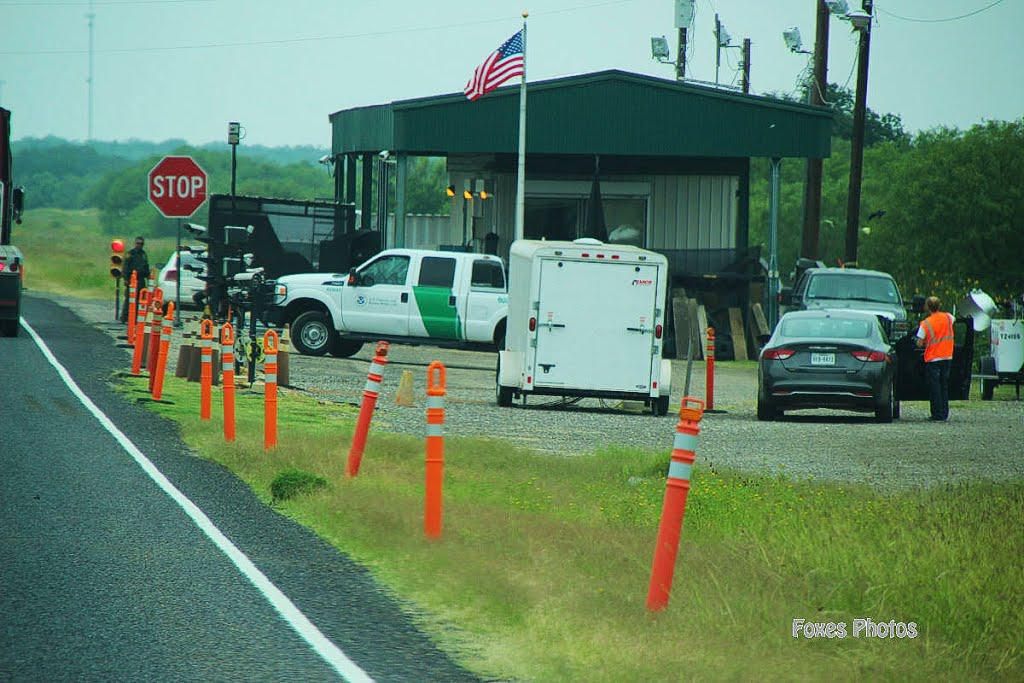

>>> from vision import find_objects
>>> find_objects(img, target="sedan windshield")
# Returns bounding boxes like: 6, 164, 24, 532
781, 317, 873, 339
806, 275, 900, 304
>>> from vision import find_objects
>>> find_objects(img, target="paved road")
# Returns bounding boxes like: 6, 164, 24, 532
0, 295, 479, 682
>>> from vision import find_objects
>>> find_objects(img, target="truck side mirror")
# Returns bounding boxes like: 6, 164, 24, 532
911, 295, 926, 313
12, 186, 25, 224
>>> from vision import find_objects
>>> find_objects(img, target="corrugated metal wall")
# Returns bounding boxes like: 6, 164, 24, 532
468, 174, 739, 255
649, 176, 738, 250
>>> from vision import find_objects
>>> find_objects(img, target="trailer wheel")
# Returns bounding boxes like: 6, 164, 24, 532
651, 395, 670, 417
495, 357, 513, 407
291, 310, 333, 356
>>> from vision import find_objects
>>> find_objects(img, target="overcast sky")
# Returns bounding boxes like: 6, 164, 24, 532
2, 0, 1020, 148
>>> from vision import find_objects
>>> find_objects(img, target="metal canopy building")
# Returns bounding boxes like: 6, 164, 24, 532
329, 68, 830, 261
328, 69, 832, 335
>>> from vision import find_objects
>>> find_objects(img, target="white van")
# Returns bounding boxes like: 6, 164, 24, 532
496, 239, 673, 415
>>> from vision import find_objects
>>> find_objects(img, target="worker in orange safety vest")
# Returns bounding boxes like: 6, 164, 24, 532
916, 296, 955, 422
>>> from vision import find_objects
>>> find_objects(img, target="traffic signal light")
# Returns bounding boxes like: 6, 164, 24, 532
110, 238, 125, 279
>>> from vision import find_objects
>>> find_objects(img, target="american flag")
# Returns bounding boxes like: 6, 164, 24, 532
464, 30, 525, 101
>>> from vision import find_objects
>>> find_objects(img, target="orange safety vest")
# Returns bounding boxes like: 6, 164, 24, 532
920, 312, 955, 362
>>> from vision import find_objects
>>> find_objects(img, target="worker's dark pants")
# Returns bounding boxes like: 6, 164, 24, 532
926, 359, 951, 420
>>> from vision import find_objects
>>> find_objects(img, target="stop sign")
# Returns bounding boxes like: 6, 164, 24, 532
148, 156, 208, 218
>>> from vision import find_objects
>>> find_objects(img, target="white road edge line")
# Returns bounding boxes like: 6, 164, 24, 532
22, 319, 374, 683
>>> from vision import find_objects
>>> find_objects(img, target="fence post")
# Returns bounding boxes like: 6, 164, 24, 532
221, 323, 236, 443
147, 288, 164, 389
424, 361, 447, 540
346, 341, 390, 477
151, 302, 175, 401
131, 288, 150, 376
646, 397, 705, 612
705, 327, 716, 411
127, 270, 138, 339
200, 319, 213, 421
264, 329, 279, 450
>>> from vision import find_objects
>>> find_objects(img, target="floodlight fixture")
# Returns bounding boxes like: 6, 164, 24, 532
824, 0, 849, 15
478, 190, 489, 200
847, 9, 870, 30
650, 36, 670, 61
718, 24, 732, 47
446, 185, 456, 197
674, 0, 694, 29
783, 26, 811, 54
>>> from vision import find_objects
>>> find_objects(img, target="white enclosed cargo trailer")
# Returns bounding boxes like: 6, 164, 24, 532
496, 238, 673, 416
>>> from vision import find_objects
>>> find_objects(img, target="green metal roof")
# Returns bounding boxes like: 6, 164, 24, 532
330, 69, 832, 160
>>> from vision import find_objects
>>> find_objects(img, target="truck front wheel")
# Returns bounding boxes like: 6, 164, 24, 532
329, 337, 364, 358
292, 310, 335, 356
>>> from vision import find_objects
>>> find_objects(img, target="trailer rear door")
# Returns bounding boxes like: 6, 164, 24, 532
533, 258, 659, 393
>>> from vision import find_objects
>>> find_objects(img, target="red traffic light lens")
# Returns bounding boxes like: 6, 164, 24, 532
111, 239, 126, 253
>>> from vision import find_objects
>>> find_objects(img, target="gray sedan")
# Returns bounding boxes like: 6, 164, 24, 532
757, 309, 900, 423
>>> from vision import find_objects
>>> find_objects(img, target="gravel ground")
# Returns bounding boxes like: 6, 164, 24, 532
47, 292, 1024, 491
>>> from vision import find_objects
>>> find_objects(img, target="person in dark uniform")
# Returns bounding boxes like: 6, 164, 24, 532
120, 236, 150, 322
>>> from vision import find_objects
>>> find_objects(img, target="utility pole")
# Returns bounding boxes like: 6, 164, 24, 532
800, 0, 831, 261
741, 38, 751, 94
676, 26, 687, 80
86, 1, 95, 141
845, 0, 872, 266
714, 14, 722, 85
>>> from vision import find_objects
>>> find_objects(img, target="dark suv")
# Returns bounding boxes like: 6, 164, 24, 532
782, 267, 910, 340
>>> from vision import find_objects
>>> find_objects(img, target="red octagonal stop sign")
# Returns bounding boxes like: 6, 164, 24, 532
148, 155, 208, 218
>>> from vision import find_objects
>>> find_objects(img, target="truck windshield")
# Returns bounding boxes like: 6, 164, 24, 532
807, 275, 900, 304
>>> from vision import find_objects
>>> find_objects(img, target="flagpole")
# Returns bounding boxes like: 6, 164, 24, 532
514, 12, 528, 243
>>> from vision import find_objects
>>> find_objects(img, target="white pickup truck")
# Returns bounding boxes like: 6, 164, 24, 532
262, 248, 509, 357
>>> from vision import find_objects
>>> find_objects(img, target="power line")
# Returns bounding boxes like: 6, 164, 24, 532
0, 0, 640, 55
876, 0, 1007, 23
0, 1, 212, 5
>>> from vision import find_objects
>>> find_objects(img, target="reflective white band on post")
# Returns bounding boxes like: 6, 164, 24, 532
222, 361, 233, 372
426, 424, 443, 437
369, 361, 387, 375
364, 379, 381, 394
668, 460, 692, 482
426, 396, 445, 409
673, 432, 698, 453
265, 354, 277, 364
265, 373, 277, 384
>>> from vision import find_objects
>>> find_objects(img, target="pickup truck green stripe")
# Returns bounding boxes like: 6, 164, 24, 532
412, 286, 461, 339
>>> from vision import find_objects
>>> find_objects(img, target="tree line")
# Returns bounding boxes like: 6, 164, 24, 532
12, 84, 1023, 304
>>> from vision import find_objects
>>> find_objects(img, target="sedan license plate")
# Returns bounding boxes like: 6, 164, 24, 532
811, 352, 836, 366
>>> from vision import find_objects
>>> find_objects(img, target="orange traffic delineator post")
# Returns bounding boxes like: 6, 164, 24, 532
424, 361, 447, 540
200, 319, 214, 421
263, 329, 280, 450
221, 323, 236, 442
131, 288, 150, 376
147, 288, 165, 389
151, 302, 175, 401
346, 341, 390, 477
126, 270, 138, 339
646, 397, 705, 612
705, 327, 716, 412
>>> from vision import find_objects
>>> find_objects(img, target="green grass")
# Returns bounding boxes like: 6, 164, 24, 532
20, 209, 1024, 680
119, 372, 1023, 682
16, 208, 181, 300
